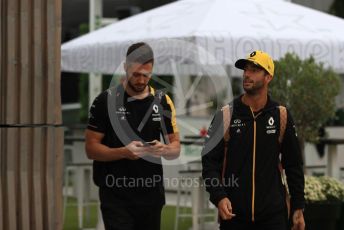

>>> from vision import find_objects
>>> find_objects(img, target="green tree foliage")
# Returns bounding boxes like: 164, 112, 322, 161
270, 53, 341, 149
79, 74, 89, 123
326, 108, 344, 126
78, 23, 90, 123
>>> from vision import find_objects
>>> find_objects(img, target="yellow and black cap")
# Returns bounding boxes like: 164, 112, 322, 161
235, 50, 274, 77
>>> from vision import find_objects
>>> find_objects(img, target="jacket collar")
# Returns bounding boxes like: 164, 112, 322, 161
233, 94, 279, 116
114, 84, 155, 99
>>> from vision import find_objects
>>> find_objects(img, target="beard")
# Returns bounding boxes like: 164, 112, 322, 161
127, 80, 147, 93
243, 79, 264, 95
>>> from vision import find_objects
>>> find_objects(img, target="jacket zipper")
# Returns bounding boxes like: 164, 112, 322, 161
250, 108, 262, 222
252, 119, 256, 222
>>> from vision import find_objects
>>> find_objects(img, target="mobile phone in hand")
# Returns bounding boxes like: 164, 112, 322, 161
144, 141, 156, 146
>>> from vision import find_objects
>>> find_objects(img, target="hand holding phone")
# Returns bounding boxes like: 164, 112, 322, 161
143, 140, 156, 146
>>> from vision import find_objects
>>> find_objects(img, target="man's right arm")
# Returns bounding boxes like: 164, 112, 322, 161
85, 129, 153, 161
85, 92, 147, 161
201, 110, 228, 207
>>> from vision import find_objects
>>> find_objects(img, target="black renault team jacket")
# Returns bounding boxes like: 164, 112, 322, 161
202, 95, 305, 222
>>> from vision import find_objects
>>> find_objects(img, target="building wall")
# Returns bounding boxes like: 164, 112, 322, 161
0, 0, 63, 229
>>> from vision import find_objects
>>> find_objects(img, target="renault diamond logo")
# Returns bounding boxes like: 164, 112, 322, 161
153, 104, 159, 113
268, 117, 274, 126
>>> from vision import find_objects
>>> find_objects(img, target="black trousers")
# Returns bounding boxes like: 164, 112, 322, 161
220, 212, 289, 230
99, 188, 163, 230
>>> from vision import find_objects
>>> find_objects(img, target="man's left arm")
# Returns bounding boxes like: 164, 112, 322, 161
281, 110, 305, 230
155, 132, 181, 160
149, 94, 180, 160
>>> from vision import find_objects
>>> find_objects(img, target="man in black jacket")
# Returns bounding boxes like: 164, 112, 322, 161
202, 50, 305, 230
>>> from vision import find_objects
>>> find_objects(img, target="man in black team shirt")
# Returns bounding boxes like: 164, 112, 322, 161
85, 42, 180, 230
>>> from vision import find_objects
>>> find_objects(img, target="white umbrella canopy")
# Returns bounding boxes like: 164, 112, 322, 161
61, 0, 344, 74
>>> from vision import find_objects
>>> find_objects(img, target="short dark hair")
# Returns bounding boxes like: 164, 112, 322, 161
126, 42, 154, 65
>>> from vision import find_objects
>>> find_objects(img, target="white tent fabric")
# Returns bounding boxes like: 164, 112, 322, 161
61, 0, 344, 74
